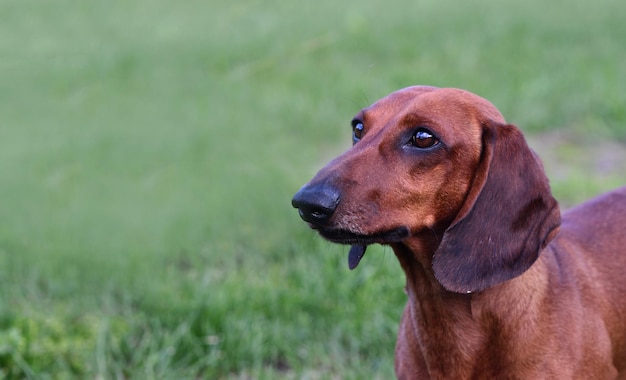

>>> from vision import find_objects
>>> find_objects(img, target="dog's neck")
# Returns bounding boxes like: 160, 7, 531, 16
391, 238, 551, 377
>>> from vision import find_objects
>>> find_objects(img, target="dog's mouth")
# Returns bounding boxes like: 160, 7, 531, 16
311, 226, 410, 269
315, 226, 410, 245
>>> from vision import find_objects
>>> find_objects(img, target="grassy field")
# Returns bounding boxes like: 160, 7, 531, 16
0, 0, 625, 378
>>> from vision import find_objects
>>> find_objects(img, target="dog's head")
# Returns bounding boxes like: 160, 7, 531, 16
292, 86, 560, 293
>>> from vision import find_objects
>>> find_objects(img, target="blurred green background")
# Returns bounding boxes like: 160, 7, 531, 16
0, 0, 624, 378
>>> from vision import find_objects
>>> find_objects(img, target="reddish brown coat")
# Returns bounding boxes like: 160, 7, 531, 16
292, 86, 626, 379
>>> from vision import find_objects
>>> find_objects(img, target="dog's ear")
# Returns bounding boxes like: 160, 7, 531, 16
433, 121, 561, 293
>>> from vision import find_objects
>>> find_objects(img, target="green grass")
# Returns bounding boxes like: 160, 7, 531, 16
0, 0, 625, 378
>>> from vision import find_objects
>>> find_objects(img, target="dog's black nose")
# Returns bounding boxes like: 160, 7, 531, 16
291, 183, 340, 226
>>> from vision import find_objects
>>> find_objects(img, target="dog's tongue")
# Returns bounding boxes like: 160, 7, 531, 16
348, 245, 367, 270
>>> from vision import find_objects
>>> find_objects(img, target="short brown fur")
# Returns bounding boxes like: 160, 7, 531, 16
292, 86, 626, 379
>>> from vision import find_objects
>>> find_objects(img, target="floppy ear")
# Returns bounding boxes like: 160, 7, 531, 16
433, 121, 561, 293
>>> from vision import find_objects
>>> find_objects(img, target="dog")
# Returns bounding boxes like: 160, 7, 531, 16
292, 86, 626, 379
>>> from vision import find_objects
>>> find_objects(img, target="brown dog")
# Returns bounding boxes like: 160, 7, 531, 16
292, 86, 626, 379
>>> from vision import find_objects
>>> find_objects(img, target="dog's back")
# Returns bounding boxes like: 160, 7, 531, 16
552, 186, 626, 372
558, 186, 626, 279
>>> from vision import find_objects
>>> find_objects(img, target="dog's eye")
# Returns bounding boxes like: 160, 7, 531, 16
352, 121, 364, 143
410, 128, 439, 149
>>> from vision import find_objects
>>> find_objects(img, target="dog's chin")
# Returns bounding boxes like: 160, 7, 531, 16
311, 226, 410, 270
314, 226, 410, 246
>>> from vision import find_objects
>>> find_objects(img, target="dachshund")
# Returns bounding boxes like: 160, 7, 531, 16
292, 86, 626, 379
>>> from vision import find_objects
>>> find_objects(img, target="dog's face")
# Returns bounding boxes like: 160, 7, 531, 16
293, 86, 504, 246
293, 86, 560, 292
